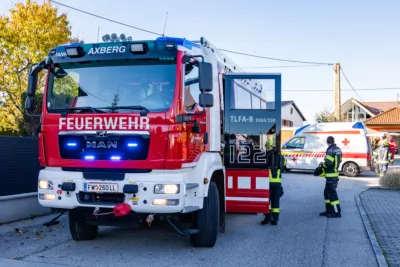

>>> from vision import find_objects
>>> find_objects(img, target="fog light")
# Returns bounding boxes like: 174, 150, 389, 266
152, 199, 179, 206
39, 194, 56, 201
154, 184, 180, 194
152, 199, 167, 206
39, 180, 53, 190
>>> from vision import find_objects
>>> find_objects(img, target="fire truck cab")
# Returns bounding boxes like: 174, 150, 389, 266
25, 35, 282, 247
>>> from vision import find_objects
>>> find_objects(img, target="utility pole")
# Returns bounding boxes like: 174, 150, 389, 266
334, 63, 341, 121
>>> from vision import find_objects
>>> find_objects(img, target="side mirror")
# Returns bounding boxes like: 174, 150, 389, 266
199, 92, 214, 108
27, 65, 39, 97
198, 62, 213, 92
25, 96, 35, 111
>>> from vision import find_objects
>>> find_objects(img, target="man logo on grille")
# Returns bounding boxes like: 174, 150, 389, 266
96, 131, 108, 137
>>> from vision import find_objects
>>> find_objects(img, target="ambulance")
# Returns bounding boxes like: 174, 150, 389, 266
281, 122, 373, 177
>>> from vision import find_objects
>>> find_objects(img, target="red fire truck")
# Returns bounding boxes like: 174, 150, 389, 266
25, 35, 282, 247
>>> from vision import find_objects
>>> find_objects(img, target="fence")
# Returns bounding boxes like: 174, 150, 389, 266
0, 136, 41, 196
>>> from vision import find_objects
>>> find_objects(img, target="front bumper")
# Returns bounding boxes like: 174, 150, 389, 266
37, 167, 199, 214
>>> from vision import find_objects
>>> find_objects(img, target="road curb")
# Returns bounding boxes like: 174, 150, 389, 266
355, 189, 388, 267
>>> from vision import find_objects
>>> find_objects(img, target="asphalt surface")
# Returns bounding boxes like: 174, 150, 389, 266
0, 171, 379, 267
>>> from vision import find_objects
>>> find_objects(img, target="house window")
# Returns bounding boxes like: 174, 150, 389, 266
282, 119, 293, 127
290, 107, 293, 114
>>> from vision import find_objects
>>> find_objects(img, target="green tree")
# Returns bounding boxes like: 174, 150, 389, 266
0, 0, 78, 135
315, 107, 335, 123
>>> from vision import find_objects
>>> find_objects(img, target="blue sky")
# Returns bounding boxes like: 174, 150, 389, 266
2, 0, 400, 123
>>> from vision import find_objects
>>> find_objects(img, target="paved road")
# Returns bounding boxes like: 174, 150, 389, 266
0, 171, 379, 267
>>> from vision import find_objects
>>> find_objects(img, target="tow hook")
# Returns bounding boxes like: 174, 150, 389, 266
146, 214, 154, 227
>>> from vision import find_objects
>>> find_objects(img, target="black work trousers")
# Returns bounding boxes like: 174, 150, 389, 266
324, 178, 341, 214
269, 182, 283, 221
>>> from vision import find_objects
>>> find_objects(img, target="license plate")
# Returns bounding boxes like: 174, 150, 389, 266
83, 183, 118, 192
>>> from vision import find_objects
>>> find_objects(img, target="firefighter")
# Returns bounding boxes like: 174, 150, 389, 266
261, 154, 286, 226
315, 136, 342, 218
373, 140, 393, 177
372, 136, 380, 151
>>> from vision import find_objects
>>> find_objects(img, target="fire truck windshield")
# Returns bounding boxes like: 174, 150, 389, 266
46, 60, 176, 113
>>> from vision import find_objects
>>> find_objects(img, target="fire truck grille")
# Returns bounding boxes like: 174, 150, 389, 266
62, 167, 151, 181
58, 133, 150, 161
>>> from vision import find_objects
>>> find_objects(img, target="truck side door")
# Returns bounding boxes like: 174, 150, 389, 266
222, 73, 281, 214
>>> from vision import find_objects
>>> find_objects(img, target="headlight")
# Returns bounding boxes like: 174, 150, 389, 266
154, 184, 180, 194
39, 180, 53, 190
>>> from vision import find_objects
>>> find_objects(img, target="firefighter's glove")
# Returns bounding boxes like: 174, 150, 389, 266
314, 167, 321, 177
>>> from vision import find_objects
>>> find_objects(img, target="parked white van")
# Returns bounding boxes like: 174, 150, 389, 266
281, 122, 373, 177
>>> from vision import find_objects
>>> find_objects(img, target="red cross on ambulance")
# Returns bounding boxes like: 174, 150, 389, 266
342, 138, 350, 146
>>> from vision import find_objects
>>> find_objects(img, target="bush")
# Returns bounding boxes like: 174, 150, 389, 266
379, 170, 400, 189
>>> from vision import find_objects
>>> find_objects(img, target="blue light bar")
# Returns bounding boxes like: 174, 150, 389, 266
84, 155, 95, 160
156, 37, 200, 49
67, 142, 77, 147
353, 122, 365, 129
127, 143, 138, 147
110, 156, 121, 160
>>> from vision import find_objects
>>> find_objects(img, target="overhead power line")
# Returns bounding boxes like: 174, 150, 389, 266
340, 67, 364, 102
49, 0, 163, 36
48, 1, 334, 67
280, 87, 400, 92
220, 49, 334, 65
244, 64, 330, 69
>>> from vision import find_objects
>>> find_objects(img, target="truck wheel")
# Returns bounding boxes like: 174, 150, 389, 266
343, 162, 360, 177
69, 208, 98, 241
190, 182, 219, 247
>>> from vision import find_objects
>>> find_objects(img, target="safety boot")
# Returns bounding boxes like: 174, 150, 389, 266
261, 213, 271, 225
319, 211, 333, 216
326, 212, 341, 218
271, 213, 279, 225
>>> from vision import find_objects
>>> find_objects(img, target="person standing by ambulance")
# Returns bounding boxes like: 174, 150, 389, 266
261, 154, 286, 225
373, 140, 393, 177
316, 136, 342, 218
388, 135, 398, 164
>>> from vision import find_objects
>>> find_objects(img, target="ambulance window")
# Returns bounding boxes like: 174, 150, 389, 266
284, 137, 305, 149
184, 63, 200, 111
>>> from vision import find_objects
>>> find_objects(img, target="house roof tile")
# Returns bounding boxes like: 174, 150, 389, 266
364, 107, 400, 125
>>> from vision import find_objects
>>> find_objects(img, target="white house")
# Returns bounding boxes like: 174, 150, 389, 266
337, 97, 399, 122
280, 100, 306, 127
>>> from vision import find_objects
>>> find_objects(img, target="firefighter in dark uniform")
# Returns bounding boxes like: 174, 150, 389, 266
373, 139, 393, 177
261, 154, 286, 225
315, 136, 342, 218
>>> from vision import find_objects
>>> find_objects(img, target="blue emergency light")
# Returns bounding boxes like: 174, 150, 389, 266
352, 122, 365, 129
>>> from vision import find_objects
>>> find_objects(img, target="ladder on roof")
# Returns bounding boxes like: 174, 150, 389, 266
193, 37, 263, 95
192, 37, 245, 73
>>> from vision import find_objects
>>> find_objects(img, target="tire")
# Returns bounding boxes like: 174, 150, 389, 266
69, 208, 98, 241
343, 162, 360, 177
190, 182, 220, 247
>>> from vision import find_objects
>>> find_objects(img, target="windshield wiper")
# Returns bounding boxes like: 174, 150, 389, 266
52, 106, 107, 117
98, 106, 150, 116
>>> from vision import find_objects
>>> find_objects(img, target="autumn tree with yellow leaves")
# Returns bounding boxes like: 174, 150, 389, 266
0, 0, 77, 135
